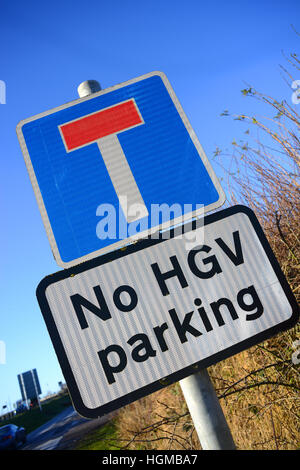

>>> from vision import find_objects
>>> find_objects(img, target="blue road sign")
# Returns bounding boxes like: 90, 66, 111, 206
17, 72, 225, 268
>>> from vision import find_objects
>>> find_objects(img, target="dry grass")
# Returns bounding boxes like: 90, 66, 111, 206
115, 384, 200, 450
115, 333, 299, 450
112, 41, 300, 450
211, 339, 300, 450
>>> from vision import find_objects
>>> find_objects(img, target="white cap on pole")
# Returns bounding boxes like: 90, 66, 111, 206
77, 80, 102, 98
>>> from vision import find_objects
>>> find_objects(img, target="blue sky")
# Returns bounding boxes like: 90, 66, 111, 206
0, 0, 299, 411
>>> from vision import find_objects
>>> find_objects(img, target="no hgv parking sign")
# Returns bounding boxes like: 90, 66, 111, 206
37, 206, 299, 418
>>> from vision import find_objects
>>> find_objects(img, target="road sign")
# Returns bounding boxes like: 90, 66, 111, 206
17, 71, 225, 268
36, 206, 298, 419
18, 369, 41, 401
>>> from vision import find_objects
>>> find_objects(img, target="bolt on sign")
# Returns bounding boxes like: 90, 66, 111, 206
16, 71, 225, 268
36, 206, 299, 419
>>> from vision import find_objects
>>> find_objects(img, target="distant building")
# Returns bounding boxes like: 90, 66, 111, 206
17, 369, 41, 402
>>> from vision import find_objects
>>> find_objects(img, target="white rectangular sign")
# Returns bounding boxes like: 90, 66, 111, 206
37, 206, 298, 418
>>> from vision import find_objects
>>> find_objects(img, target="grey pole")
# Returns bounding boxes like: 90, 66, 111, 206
78, 80, 102, 98
77, 79, 235, 451
180, 369, 235, 449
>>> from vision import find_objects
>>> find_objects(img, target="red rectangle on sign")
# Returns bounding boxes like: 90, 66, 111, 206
60, 99, 142, 151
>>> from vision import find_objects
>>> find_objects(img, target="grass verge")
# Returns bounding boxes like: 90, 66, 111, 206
0, 392, 72, 434
74, 418, 120, 450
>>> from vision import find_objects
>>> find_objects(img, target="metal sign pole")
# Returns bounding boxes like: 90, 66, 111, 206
77, 79, 235, 450
180, 369, 235, 449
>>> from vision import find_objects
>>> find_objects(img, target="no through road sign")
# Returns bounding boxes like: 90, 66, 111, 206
17, 71, 225, 268
36, 206, 299, 418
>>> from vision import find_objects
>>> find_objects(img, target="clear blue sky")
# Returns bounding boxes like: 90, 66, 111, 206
0, 0, 299, 411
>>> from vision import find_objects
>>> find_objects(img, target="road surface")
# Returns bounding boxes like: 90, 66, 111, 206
22, 406, 113, 450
